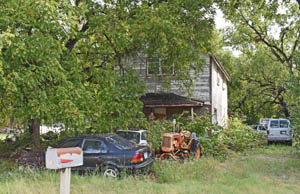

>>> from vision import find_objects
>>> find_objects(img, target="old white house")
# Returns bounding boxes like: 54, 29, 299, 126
129, 54, 230, 126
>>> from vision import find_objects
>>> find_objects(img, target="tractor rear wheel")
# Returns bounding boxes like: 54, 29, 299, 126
195, 145, 201, 159
190, 140, 202, 159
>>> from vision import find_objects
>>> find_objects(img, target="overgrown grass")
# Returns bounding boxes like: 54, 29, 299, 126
1, 145, 300, 194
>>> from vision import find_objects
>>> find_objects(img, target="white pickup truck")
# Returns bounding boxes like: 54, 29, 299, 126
256, 118, 293, 145
116, 129, 149, 146
266, 119, 293, 145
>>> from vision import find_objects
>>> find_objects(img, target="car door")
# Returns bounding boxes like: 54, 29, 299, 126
82, 138, 108, 170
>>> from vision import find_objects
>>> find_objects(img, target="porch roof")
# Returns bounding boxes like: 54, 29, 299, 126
140, 93, 204, 108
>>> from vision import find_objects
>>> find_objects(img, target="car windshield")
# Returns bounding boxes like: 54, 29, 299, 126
106, 135, 136, 150
116, 131, 140, 144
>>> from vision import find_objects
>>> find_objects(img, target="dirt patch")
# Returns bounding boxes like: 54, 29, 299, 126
247, 154, 289, 162
241, 149, 300, 162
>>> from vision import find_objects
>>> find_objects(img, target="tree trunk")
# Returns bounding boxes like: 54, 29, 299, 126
279, 98, 290, 118
29, 119, 41, 148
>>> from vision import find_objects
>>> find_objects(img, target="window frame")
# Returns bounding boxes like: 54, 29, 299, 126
217, 71, 220, 86
222, 80, 226, 91
59, 138, 83, 148
146, 57, 174, 76
279, 120, 289, 128
270, 120, 279, 128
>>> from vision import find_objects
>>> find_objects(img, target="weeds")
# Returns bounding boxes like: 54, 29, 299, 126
1, 146, 300, 194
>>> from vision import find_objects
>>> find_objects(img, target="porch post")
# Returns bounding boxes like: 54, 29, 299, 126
191, 107, 194, 121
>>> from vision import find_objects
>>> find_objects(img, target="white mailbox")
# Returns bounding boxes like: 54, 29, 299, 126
46, 147, 83, 169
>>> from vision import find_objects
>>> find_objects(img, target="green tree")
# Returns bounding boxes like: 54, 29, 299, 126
217, 46, 290, 124
216, 0, 300, 121
220, 0, 300, 72
0, 0, 216, 147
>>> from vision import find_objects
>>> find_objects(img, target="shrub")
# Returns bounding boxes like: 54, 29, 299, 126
146, 120, 173, 152
146, 114, 266, 158
220, 118, 266, 152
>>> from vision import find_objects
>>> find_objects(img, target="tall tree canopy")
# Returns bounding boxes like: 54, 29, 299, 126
0, 0, 216, 147
220, 0, 300, 72
217, 46, 291, 124
217, 0, 300, 123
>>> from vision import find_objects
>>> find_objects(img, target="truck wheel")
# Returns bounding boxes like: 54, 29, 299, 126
267, 140, 272, 145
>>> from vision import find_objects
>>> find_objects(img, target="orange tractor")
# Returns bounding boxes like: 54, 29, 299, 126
160, 131, 201, 161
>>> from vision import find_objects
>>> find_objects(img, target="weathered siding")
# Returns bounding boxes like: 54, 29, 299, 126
127, 54, 229, 126
211, 58, 228, 126
129, 55, 211, 104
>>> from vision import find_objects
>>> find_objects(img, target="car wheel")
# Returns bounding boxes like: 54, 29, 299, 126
103, 166, 119, 178
288, 140, 293, 146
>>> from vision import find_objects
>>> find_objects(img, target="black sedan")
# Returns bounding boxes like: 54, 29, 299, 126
56, 134, 154, 178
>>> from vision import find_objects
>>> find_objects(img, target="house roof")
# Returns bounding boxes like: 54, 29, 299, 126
210, 55, 230, 81
140, 93, 204, 108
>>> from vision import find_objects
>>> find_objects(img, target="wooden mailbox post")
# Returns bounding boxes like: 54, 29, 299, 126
46, 147, 83, 194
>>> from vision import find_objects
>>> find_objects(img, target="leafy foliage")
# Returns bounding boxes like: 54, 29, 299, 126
217, 46, 291, 124
216, 0, 300, 125
220, 118, 266, 152
0, 0, 217, 147
147, 114, 266, 158
220, 0, 300, 72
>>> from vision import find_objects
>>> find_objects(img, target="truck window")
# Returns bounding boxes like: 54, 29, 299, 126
141, 132, 147, 140
270, 120, 279, 128
280, 120, 289, 128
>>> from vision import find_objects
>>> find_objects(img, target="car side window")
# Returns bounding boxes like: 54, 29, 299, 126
83, 139, 107, 153
270, 121, 279, 128
259, 126, 266, 131
59, 139, 82, 148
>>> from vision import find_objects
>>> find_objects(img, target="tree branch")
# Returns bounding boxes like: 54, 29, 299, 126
296, 0, 300, 10
239, 12, 292, 71
65, 21, 89, 52
288, 29, 300, 61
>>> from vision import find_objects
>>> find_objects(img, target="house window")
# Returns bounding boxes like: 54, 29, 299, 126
147, 57, 174, 76
217, 72, 220, 86
222, 80, 226, 91
153, 108, 167, 120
